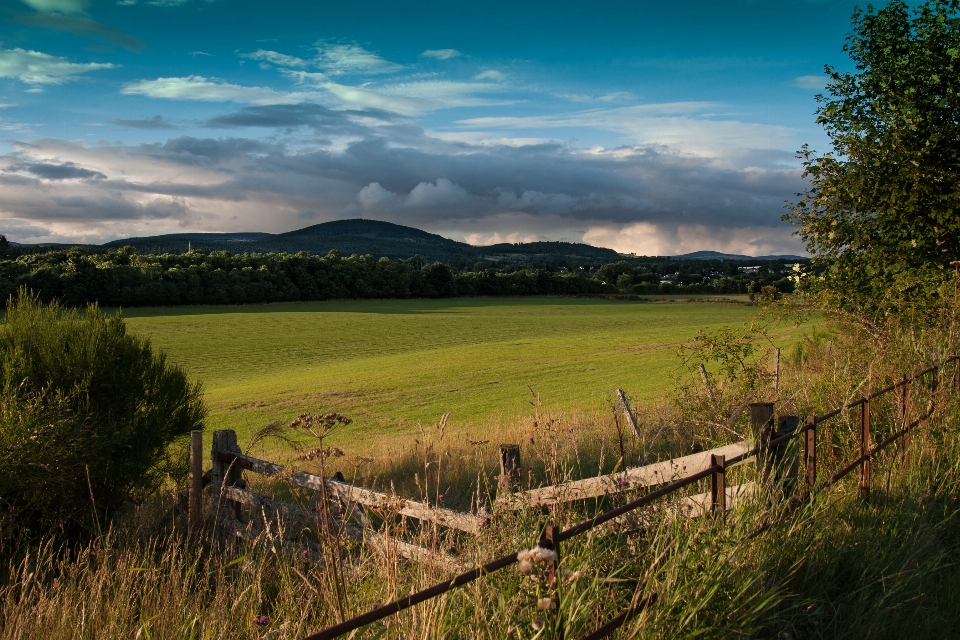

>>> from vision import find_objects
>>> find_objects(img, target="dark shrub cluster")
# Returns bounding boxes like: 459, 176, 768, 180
0, 290, 205, 544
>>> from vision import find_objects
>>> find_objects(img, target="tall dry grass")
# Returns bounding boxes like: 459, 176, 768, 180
3, 305, 960, 638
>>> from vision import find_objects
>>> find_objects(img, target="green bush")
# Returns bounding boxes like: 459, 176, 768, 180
0, 289, 205, 544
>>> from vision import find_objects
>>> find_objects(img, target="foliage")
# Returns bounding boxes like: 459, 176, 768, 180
0, 246, 799, 308
786, 0, 960, 315
0, 290, 205, 544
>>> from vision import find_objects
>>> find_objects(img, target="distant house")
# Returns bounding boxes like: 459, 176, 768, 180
738, 265, 761, 274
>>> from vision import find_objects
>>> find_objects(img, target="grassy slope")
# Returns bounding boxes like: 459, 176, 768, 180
121, 297, 792, 452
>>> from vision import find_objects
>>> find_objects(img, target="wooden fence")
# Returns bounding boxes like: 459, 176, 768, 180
188, 356, 958, 639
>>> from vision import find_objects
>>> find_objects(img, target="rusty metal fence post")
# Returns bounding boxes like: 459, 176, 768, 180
540, 523, 563, 639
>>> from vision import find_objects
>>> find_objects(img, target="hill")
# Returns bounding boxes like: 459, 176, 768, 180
674, 250, 808, 261
99, 219, 621, 263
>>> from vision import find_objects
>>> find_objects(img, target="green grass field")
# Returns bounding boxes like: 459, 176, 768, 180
120, 296, 796, 452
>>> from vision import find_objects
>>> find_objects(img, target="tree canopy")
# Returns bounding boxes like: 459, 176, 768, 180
786, 0, 960, 315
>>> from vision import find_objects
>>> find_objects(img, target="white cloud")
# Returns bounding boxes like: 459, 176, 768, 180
357, 178, 474, 215
558, 91, 633, 103
420, 49, 461, 60
318, 81, 433, 115
474, 70, 506, 81
357, 182, 398, 211
20, 0, 89, 13
244, 49, 310, 68
458, 102, 795, 155
189, 51, 212, 57
314, 43, 403, 76
791, 75, 826, 90
406, 178, 472, 208
121, 76, 320, 104
0, 47, 115, 85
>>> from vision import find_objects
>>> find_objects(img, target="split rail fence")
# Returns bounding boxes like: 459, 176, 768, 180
187, 355, 959, 639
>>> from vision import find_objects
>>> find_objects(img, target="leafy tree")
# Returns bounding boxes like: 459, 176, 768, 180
0, 290, 205, 544
786, 0, 960, 314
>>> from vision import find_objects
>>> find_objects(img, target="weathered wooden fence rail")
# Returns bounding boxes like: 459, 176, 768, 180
186, 356, 958, 639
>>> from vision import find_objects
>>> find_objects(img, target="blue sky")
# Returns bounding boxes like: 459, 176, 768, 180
0, 0, 865, 254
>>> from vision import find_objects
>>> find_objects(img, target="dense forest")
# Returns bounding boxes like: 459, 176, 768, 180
0, 238, 799, 307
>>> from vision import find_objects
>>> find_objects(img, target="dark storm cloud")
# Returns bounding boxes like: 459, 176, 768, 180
12, 161, 107, 181
0, 131, 804, 253
203, 103, 400, 131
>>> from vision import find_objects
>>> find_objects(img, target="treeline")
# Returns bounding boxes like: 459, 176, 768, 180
0, 245, 797, 307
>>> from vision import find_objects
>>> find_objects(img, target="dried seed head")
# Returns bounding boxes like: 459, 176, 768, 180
562, 568, 580, 583
531, 617, 544, 631
537, 597, 556, 610
518, 559, 534, 575
530, 546, 557, 563
517, 549, 531, 562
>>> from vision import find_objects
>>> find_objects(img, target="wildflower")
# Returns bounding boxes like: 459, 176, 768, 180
537, 597, 556, 610
300, 549, 308, 558
532, 617, 544, 631
255, 615, 268, 625
528, 435, 535, 443
437, 494, 445, 502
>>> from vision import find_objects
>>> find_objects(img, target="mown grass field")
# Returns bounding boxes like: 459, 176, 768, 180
121, 296, 798, 454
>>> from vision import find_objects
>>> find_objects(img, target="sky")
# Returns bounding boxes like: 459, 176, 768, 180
0, 0, 867, 255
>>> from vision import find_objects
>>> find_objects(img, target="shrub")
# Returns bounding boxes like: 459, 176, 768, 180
0, 289, 205, 545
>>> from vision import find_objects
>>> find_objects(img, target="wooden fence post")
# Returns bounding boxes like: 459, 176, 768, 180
211, 430, 242, 524
616, 388, 642, 440
188, 430, 203, 536
774, 348, 781, 390
749, 402, 775, 484
710, 454, 726, 518
860, 398, 871, 503
499, 444, 522, 490
804, 415, 816, 498
901, 375, 912, 469
774, 415, 800, 494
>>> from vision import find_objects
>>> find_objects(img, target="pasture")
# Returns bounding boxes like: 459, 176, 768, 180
121, 296, 795, 454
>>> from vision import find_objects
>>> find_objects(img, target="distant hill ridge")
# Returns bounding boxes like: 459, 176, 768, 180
100, 218, 621, 262
29, 219, 806, 262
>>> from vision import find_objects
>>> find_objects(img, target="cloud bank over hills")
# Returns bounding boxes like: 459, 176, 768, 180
0, 0, 851, 257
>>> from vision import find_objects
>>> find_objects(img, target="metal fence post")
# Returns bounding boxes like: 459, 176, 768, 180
540, 522, 563, 639
860, 398, 871, 503
710, 454, 726, 518
804, 415, 817, 498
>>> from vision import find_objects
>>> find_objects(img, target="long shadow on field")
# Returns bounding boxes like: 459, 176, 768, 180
116, 296, 618, 318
